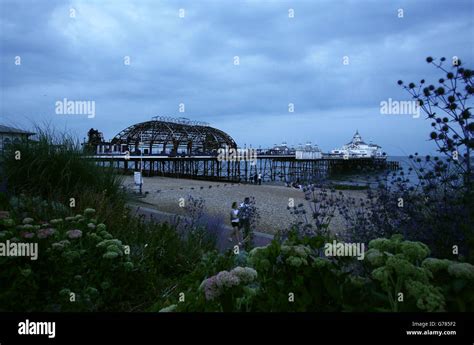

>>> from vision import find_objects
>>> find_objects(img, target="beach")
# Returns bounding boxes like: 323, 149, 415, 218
123, 176, 368, 234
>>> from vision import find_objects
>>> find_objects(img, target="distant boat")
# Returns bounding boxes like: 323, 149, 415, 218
331, 130, 383, 158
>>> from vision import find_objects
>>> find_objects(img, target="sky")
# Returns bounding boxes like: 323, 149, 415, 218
1, 0, 473, 155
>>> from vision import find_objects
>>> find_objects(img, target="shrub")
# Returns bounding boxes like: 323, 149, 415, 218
365, 235, 445, 312
0, 195, 219, 312
152, 251, 237, 312
157, 231, 473, 312
0, 205, 136, 311
422, 258, 474, 311
287, 185, 343, 238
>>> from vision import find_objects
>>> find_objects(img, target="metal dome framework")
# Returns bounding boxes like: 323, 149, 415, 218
111, 118, 237, 155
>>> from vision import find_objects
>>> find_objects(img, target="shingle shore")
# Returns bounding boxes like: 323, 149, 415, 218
123, 176, 366, 234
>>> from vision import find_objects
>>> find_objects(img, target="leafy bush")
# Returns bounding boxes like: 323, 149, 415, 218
151, 251, 238, 312
365, 235, 445, 312
0, 206, 136, 311
0, 195, 219, 312
422, 258, 474, 311
245, 234, 374, 312
157, 232, 474, 312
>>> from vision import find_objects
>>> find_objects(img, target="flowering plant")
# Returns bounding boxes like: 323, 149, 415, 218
0, 202, 134, 311
199, 266, 257, 311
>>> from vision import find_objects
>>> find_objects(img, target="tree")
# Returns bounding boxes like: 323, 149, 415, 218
85, 128, 103, 153
398, 56, 473, 192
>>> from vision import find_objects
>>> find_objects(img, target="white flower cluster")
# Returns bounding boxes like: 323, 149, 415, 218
281, 244, 311, 267
231, 266, 258, 284
199, 266, 258, 301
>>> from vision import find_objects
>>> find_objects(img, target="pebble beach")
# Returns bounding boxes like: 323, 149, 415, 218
123, 176, 368, 234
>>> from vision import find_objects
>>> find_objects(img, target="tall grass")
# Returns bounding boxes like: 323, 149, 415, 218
1, 126, 125, 224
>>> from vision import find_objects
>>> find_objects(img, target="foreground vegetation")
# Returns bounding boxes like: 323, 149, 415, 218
1, 198, 473, 312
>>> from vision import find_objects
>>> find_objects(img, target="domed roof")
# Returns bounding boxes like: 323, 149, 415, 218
111, 117, 237, 154
346, 130, 367, 145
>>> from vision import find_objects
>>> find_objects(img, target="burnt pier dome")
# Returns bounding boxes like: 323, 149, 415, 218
110, 116, 237, 155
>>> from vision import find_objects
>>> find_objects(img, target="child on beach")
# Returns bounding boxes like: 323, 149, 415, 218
229, 202, 241, 245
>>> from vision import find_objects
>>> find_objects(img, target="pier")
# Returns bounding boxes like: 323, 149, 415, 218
86, 117, 399, 183
89, 154, 399, 183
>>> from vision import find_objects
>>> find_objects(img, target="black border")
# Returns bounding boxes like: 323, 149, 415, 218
0, 312, 472, 345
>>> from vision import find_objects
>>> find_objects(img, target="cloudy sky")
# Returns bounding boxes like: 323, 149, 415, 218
1, 0, 473, 155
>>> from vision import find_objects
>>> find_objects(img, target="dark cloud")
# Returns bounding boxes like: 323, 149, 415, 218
1, 0, 473, 154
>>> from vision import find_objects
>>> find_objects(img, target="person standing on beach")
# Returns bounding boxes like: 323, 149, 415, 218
257, 173, 262, 185
229, 202, 241, 245
239, 197, 251, 247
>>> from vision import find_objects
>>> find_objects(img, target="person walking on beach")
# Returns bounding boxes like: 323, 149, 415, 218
257, 173, 262, 185
229, 202, 241, 245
